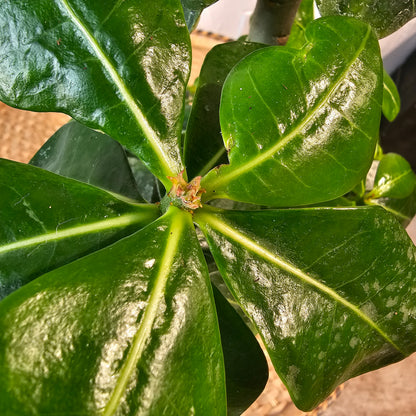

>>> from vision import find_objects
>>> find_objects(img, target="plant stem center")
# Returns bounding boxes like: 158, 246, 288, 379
161, 171, 205, 213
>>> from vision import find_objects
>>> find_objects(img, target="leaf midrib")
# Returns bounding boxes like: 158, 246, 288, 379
0, 211, 155, 255
58, 0, 178, 177
372, 169, 414, 199
197, 211, 404, 355
102, 213, 185, 416
204, 25, 373, 192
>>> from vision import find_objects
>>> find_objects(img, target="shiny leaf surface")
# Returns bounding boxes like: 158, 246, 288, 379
202, 17, 383, 206
184, 40, 266, 179
181, 0, 219, 30
213, 285, 268, 416
316, 0, 416, 38
286, 0, 315, 48
195, 206, 416, 410
0, 0, 191, 187
365, 153, 416, 225
370, 153, 416, 199
0, 207, 226, 415
382, 70, 401, 122
0, 159, 159, 300
30, 120, 144, 201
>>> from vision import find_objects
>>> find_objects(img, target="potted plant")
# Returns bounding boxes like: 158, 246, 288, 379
0, 0, 416, 414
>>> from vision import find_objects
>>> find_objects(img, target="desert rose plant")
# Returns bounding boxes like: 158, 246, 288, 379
0, 0, 416, 414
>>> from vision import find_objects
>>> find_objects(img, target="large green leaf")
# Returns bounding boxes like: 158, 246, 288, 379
213, 285, 268, 416
0, 159, 159, 300
181, 0, 219, 30
0, 0, 191, 187
202, 17, 383, 206
195, 206, 416, 411
0, 206, 226, 415
316, 0, 416, 38
184, 40, 266, 179
30, 120, 144, 201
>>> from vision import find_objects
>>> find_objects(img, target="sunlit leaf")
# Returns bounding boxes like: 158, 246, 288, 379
0, 0, 191, 187
287, 0, 315, 48
202, 17, 383, 207
0, 159, 158, 299
0, 207, 226, 415
369, 153, 415, 199
365, 153, 416, 225
196, 206, 416, 410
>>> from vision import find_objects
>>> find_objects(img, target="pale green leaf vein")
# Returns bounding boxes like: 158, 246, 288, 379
0, 212, 154, 255
383, 79, 400, 110
199, 211, 404, 354
102, 214, 184, 416
58, 0, 177, 175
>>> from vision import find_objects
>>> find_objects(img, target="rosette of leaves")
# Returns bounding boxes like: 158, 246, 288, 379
1, 1, 416, 414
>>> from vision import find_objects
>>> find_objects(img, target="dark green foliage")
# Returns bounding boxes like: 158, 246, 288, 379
0, 1, 415, 414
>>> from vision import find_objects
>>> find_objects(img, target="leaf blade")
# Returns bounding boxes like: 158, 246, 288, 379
30, 120, 144, 201
382, 70, 401, 122
0, 0, 191, 187
202, 17, 383, 206
184, 40, 267, 178
0, 159, 159, 299
212, 285, 268, 415
0, 207, 227, 415
195, 206, 416, 410
316, 0, 416, 38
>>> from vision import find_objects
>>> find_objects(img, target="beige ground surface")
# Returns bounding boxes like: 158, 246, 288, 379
1, 32, 416, 416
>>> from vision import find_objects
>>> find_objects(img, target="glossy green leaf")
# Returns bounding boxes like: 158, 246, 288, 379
0, 207, 226, 415
213, 285, 268, 416
382, 70, 401, 122
316, 0, 416, 38
0, 0, 191, 187
195, 206, 416, 411
286, 0, 315, 48
181, 0, 219, 30
202, 17, 383, 206
30, 120, 144, 201
365, 153, 416, 225
369, 153, 416, 199
0, 159, 159, 300
184, 40, 267, 179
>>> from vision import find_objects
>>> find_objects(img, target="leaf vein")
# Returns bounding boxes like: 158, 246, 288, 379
57, 0, 177, 175
199, 212, 405, 355
205, 26, 374, 192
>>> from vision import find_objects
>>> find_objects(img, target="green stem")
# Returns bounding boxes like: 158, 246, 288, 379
248, 0, 302, 45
